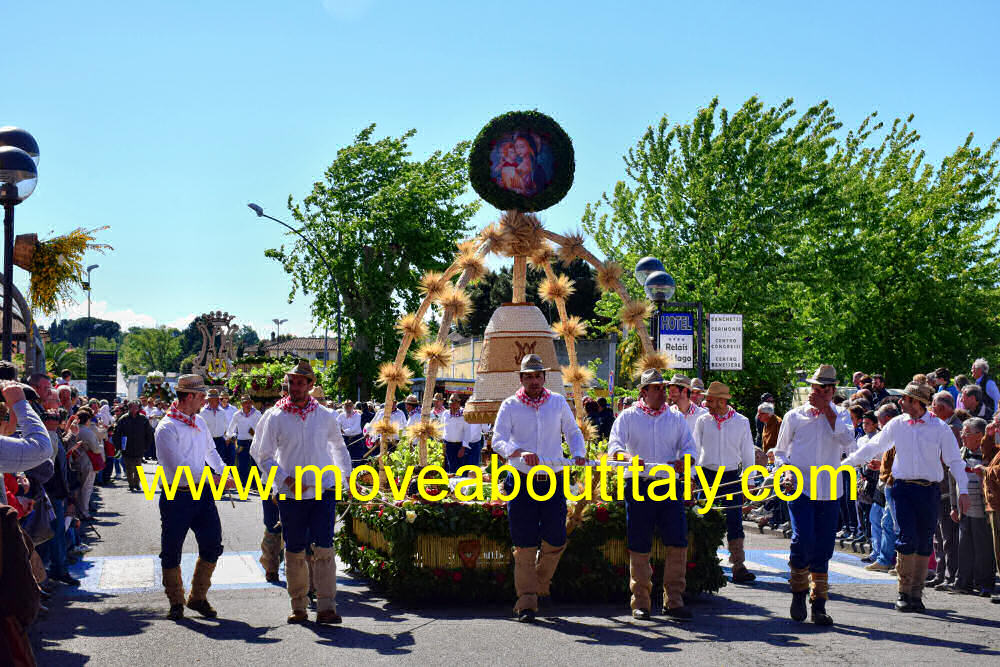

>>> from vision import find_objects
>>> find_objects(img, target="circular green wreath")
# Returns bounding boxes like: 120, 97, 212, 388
469, 110, 575, 212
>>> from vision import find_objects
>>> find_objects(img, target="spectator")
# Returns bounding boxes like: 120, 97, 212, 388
74, 409, 103, 521
113, 400, 155, 492
756, 403, 781, 452
975, 419, 1000, 603
0, 381, 53, 474
971, 358, 1000, 414
948, 418, 995, 595
955, 374, 971, 394
871, 374, 890, 405
935, 367, 960, 403
962, 384, 994, 421
930, 391, 961, 588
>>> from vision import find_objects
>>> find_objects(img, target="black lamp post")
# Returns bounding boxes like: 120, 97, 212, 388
0, 127, 39, 362
634, 257, 676, 351
249, 203, 343, 384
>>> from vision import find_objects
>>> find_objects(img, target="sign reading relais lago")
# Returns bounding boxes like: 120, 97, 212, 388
709, 314, 743, 370
658, 312, 694, 369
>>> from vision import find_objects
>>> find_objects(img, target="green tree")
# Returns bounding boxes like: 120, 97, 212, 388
91, 336, 118, 351
45, 341, 86, 378
120, 327, 183, 376
266, 125, 479, 399
48, 317, 122, 347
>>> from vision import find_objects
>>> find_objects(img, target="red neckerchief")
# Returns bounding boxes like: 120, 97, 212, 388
516, 387, 551, 410
275, 396, 319, 421
637, 399, 666, 417
908, 418, 925, 425
167, 402, 199, 430
809, 408, 822, 417
712, 408, 736, 430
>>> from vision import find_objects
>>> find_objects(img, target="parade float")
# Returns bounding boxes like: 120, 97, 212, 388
336, 111, 727, 604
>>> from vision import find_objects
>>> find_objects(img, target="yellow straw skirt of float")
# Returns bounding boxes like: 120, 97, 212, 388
463, 303, 563, 424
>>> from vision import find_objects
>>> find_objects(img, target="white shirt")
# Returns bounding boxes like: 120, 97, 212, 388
338, 411, 363, 437
843, 411, 968, 494
250, 402, 352, 499
155, 413, 226, 485
364, 408, 407, 440
773, 403, 856, 500
0, 400, 52, 473
693, 410, 755, 470
406, 409, 422, 427
220, 404, 238, 428
440, 410, 470, 448
467, 421, 490, 443
226, 407, 262, 440
199, 405, 230, 439
608, 404, 696, 478
671, 401, 707, 435
145, 406, 164, 424
430, 406, 447, 422
492, 392, 585, 473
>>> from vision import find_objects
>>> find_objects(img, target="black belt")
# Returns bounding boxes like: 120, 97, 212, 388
898, 479, 933, 486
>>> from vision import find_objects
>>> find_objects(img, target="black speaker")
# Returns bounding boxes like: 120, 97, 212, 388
86, 350, 118, 402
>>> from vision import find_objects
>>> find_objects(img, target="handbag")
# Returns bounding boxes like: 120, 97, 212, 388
86, 450, 106, 472
21, 495, 54, 547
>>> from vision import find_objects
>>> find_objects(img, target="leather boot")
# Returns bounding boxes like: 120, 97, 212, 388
260, 530, 283, 582
809, 572, 833, 625
513, 547, 538, 621
895, 552, 914, 612
729, 538, 756, 584
162, 566, 185, 619
186, 558, 218, 618
661, 546, 692, 620
536, 541, 566, 601
628, 551, 653, 619
789, 566, 810, 621
285, 549, 310, 623
312, 546, 342, 624
909, 554, 928, 612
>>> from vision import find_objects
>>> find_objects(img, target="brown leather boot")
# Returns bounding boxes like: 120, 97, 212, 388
895, 553, 914, 611
809, 571, 832, 625
535, 541, 566, 601
629, 551, 653, 619
512, 547, 538, 621
285, 549, 310, 623
312, 546, 340, 622
260, 530, 283, 582
163, 567, 185, 620
789, 566, 810, 621
661, 546, 691, 620
729, 538, 756, 584
909, 554, 928, 612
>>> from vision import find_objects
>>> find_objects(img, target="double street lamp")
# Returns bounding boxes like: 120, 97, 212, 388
249, 203, 343, 382
0, 127, 40, 361
272, 317, 287, 339
634, 256, 676, 351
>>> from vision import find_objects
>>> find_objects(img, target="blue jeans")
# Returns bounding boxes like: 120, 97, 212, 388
213, 437, 235, 467
625, 477, 687, 551
444, 441, 464, 474
788, 497, 839, 573
870, 503, 896, 566
892, 480, 940, 556
466, 439, 484, 467
158, 491, 223, 569
277, 495, 337, 553
236, 440, 254, 483
885, 484, 899, 532
704, 468, 744, 541
263, 496, 281, 533
505, 471, 567, 548
44, 497, 69, 577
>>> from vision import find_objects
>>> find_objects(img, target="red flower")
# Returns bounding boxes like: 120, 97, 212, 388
452, 572, 462, 582
360, 546, 365, 552
395, 500, 404, 507
380, 561, 387, 569
491, 507, 505, 518
378, 507, 384, 517
594, 507, 610, 523
433, 568, 445, 578
687, 562, 696, 570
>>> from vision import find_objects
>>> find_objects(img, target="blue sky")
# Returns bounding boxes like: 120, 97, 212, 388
5, 0, 998, 340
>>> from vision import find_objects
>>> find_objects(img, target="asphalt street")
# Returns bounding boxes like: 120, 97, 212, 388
31, 463, 1000, 666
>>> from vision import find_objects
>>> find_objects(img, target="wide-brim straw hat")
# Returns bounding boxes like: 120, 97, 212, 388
207, 388, 220, 398
433, 392, 444, 401
176, 374, 207, 394
449, 394, 462, 404
519, 353, 551, 373
806, 364, 838, 386
667, 373, 691, 389
405, 394, 420, 405
310, 385, 326, 399
638, 369, 667, 389
690, 378, 705, 391
902, 382, 934, 406
705, 381, 732, 400
286, 360, 315, 380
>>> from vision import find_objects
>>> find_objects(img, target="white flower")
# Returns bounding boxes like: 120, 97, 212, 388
405, 510, 416, 524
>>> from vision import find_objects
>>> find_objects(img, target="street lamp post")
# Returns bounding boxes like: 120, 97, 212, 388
634, 256, 704, 379
86, 264, 99, 349
0, 127, 40, 362
249, 203, 343, 383
272, 317, 287, 340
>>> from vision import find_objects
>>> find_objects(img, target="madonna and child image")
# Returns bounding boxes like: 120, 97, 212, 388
489, 131, 555, 197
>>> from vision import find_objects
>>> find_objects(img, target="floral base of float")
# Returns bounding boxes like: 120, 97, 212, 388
335, 496, 726, 605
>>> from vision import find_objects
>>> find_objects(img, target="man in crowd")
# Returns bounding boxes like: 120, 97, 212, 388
337, 400, 365, 465
403, 394, 422, 427
972, 358, 1000, 413
668, 374, 706, 435
690, 378, 706, 406
200, 388, 233, 467
607, 369, 696, 621
843, 382, 970, 613
113, 400, 154, 492
251, 361, 352, 625
871, 374, 890, 405
440, 394, 470, 474
961, 384, 994, 421
430, 392, 446, 420
930, 391, 961, 587
773, 364, 856, 626
757, 402, 782, 452
947, 418, 995, 596
226, 395, 261, 484
491, 354, 586, 623
694, 382, 757, 584
155, 374, 232, 620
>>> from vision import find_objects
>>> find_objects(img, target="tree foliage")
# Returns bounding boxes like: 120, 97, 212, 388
45, 341, 86, 378
48, 317, 122, 348
267, 125, 480, 399
584, 96, 1000, 408
119, 327, 183, 376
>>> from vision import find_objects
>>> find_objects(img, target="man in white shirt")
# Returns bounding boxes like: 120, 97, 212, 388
466, 418, 490, 467
154, 374, 233, 621
430, 392, 447, 421
441, 394, 470, 474
220, 391, 238, 432
668, 373, 707, 434
403, 394, 421, 427
364, 401, 407, 453
843, 382, 970, 613
773, 364, 856, 626
690, 378, 706, 407
200, 388, 233, 467
607, 369, 696, 621
251, 361, 352, 626
492, 354, 586, 623
694, 381, 757, 584
226, 395, 261, 484
337, 400, 365, 464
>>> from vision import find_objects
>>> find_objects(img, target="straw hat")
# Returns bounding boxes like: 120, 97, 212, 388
638, 369, 667, 389
902, 382, 934, 406
433, 392, 444, 401
705, 381, 732, 400
207, 388, 220, 399
286, 360, 315, 380
519, 354, 551, 373
805, 364, 838, 386
405, 394, 420, 405
449, 394, 462, 405
667, 373, 691, 388
240, 394, 253, 403
176, 374, 207, 394
690, 378, 705, 391
310, 385, 326, 399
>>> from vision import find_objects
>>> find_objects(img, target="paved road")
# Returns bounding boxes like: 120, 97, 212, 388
31, 464, 1000, 665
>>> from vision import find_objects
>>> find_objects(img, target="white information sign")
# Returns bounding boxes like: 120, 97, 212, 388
658, 313, 694, 369
709, 314, 743, 370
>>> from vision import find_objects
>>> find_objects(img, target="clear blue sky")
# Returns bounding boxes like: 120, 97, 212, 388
5, 0, 998, 340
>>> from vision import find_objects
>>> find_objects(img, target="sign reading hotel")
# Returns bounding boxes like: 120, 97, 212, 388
709, 314, 743, 370
658, 313, 694, 369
